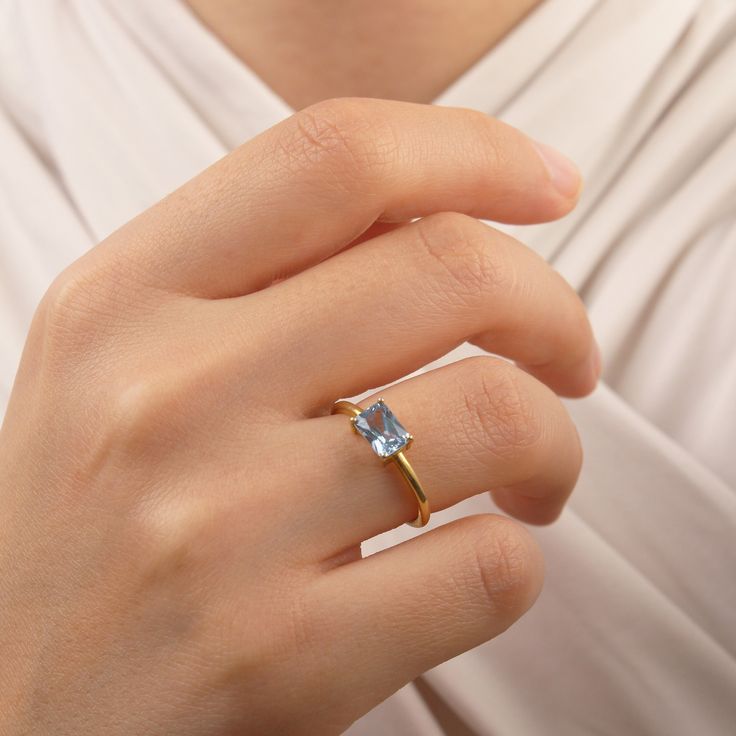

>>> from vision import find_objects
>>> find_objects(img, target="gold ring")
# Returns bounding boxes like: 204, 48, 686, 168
331, 397, 430, 528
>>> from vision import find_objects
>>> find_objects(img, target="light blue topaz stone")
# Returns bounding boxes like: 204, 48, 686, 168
353, 398, 412, 458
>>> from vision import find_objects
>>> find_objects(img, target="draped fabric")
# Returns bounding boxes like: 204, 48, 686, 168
1, 1, 734, 733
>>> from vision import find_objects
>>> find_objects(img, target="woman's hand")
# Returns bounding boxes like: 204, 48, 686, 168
0, 97, 598, 735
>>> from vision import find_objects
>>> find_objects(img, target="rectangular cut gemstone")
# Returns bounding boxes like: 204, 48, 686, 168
353, 400, 411, 458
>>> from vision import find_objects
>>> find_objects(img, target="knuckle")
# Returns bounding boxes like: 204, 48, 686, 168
130, 495, 211, 591
127, 500, 241, 641
285, 97, 398, 183
532, 271, 593, 373
413, 212, 509, 304
457, 358, 545, 468
34, 258, 143, 372
105, 372, 185, 454
468, 515, 542, 624
100, 345, 281, 465
37, 265, 109, 349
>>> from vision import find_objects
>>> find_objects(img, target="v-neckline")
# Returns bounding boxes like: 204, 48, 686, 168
169, 0, 584, 117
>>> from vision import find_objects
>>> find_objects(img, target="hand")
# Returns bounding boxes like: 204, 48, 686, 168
0, 97, 598, 735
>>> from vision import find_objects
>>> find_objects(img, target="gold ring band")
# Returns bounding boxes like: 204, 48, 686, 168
331, 398, 430, 528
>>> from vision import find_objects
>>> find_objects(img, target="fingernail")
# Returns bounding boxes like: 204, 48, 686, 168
532, 140, 582, 199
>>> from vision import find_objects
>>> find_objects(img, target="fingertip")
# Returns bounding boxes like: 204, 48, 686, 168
472, 514, 545, 622
491, 487, 566, 527
516, 358, 599, 399
565, 339, 603, 398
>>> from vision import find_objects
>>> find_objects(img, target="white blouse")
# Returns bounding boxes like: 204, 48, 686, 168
1, 1, 734, 733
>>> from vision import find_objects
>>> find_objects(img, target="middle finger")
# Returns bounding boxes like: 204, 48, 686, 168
219, 211, 599, 408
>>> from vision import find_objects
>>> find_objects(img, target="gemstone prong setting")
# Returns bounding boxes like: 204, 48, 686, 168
353, 399, 411, 459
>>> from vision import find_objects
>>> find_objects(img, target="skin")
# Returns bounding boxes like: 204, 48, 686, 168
186, 0, 543, 108
0, 5, 600, 735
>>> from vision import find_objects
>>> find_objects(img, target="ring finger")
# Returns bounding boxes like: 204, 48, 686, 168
282, 354, 581, 559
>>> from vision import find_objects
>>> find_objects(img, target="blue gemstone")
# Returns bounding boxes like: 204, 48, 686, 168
353, 400, 411, 458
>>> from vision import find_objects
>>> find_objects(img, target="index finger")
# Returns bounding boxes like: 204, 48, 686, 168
94, 97, 582, 299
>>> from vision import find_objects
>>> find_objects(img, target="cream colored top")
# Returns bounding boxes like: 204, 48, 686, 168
1, 1, 734, 733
